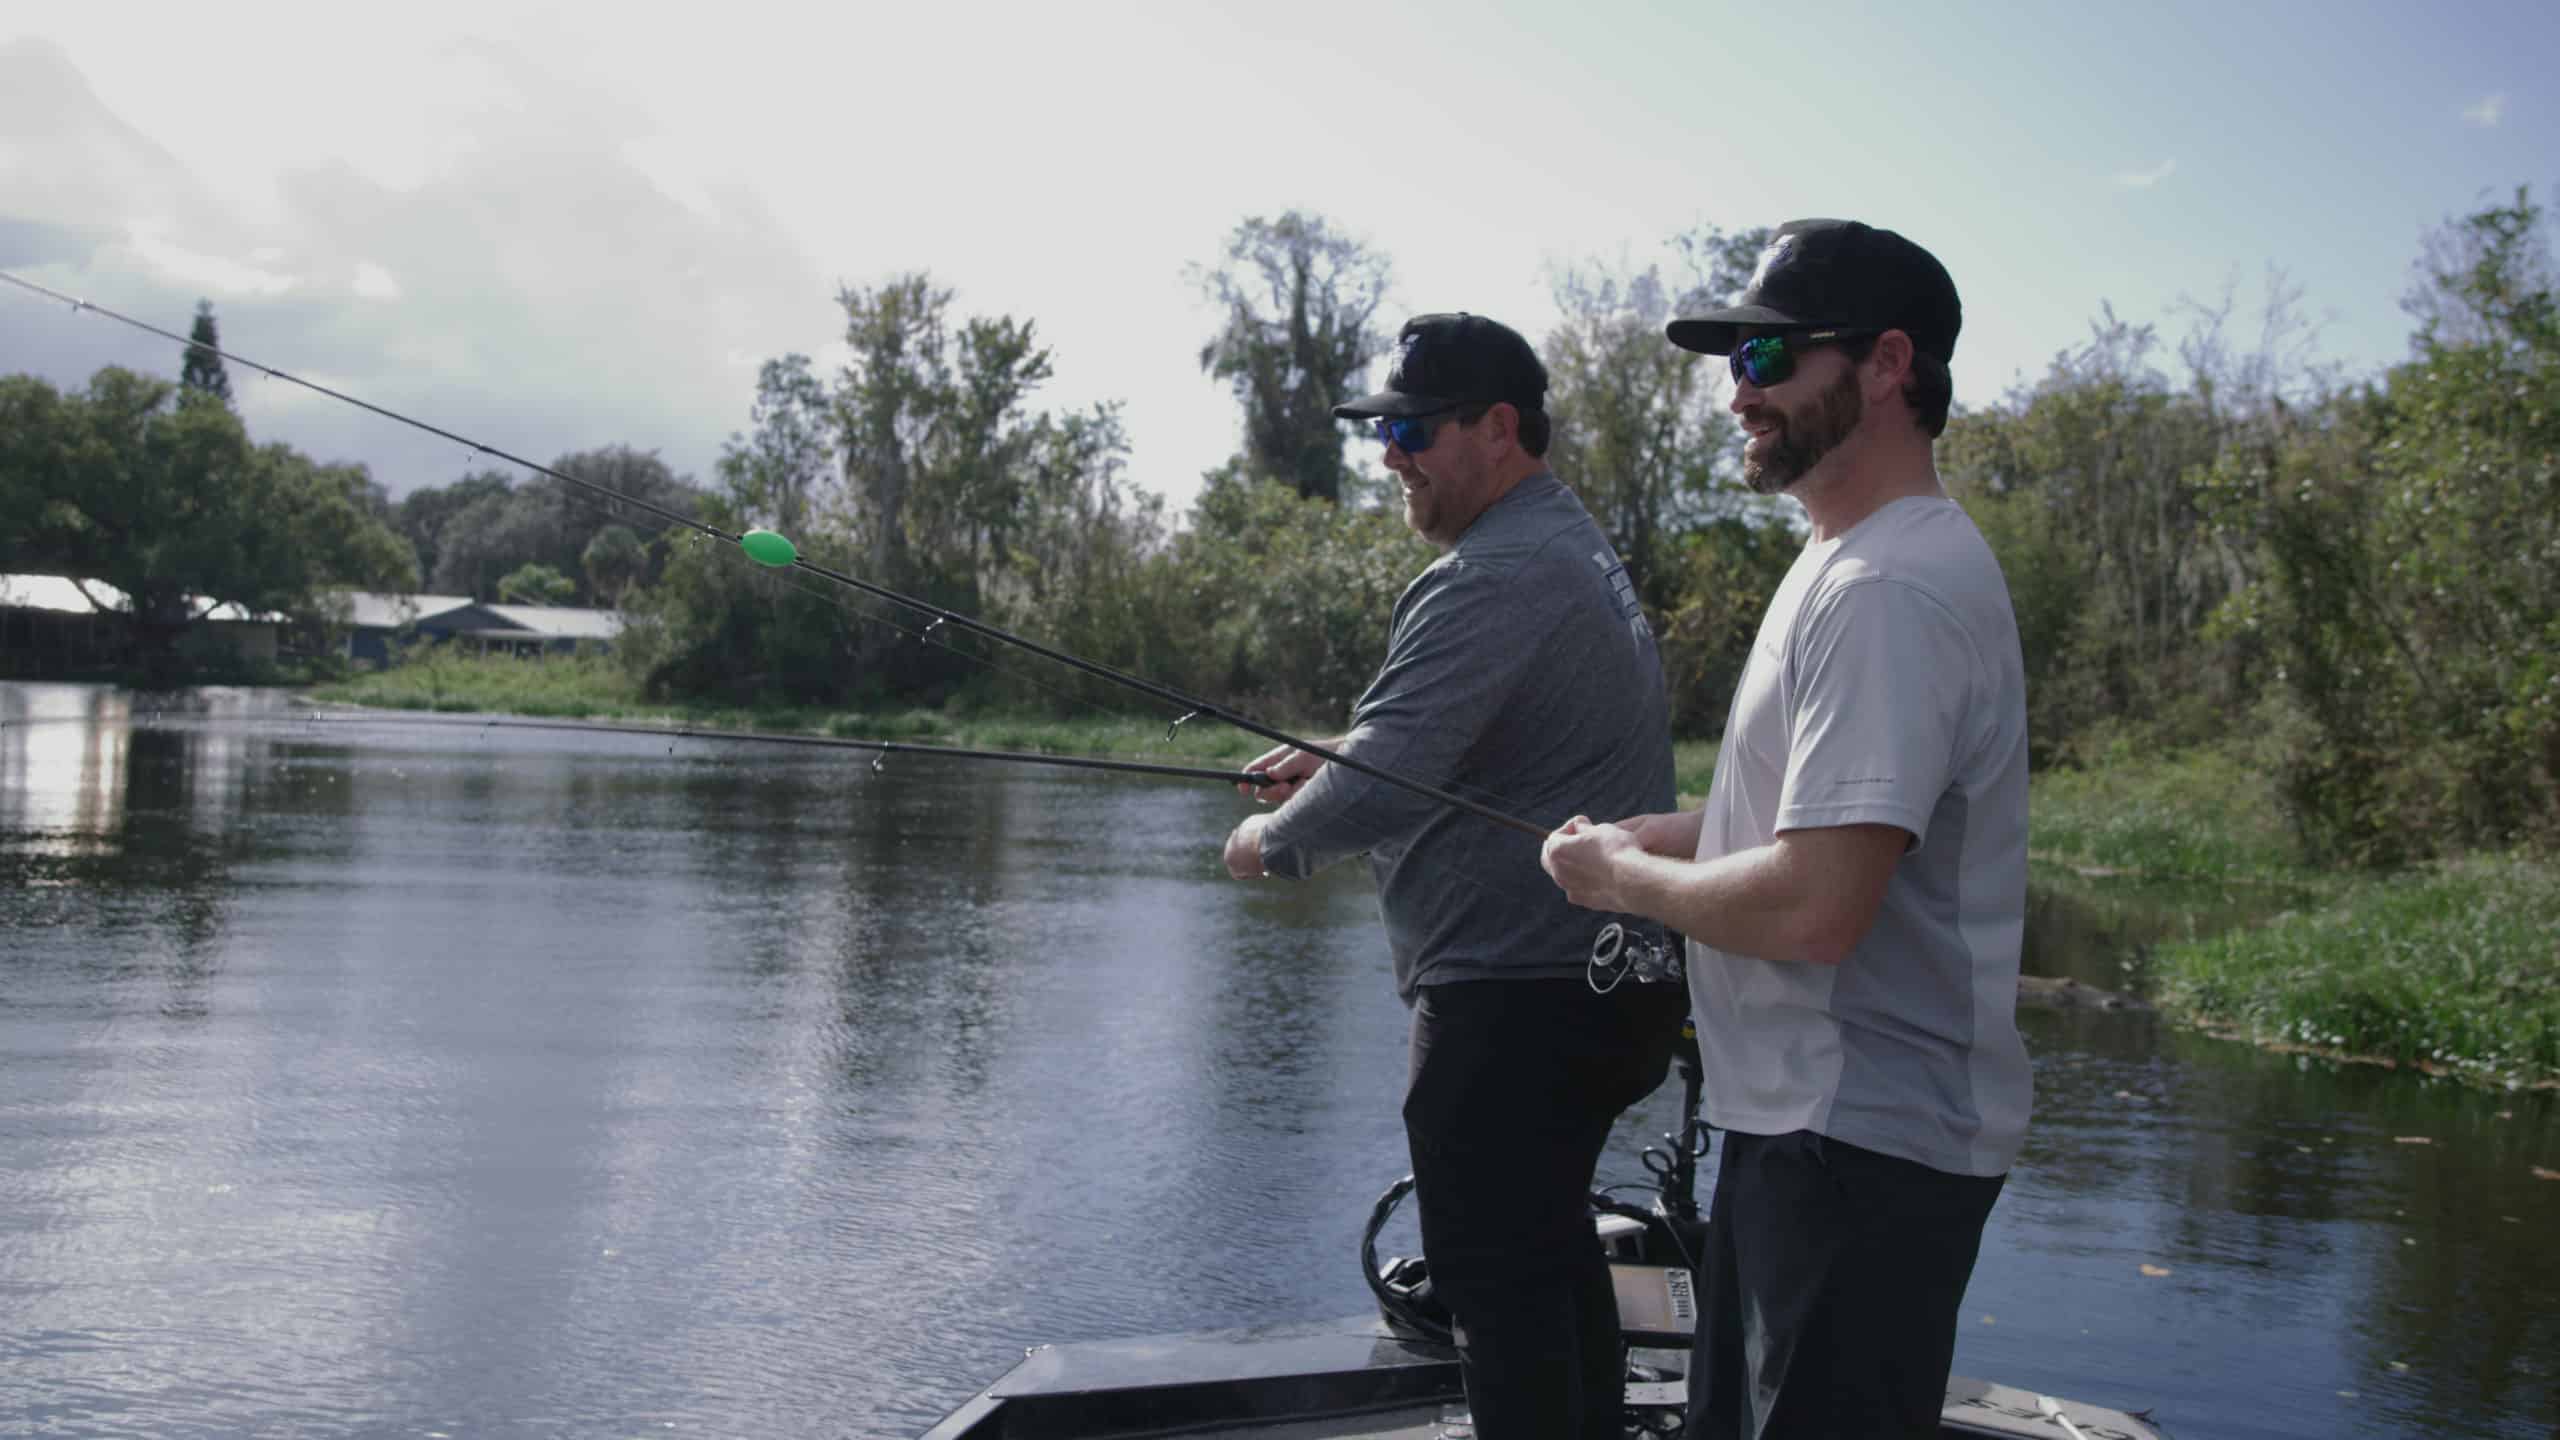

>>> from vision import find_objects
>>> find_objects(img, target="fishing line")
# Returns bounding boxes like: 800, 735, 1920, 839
234, 708, 1271, 784
5, 701, 1556, 921
10, 272, 1694, 966
498, 475, 1169, 731
8, 284, 1693, 1041
2, 268, 1555, 839
501, 500, 1585, 897
454, 531, 1595, 912
18, 268, 1262, 762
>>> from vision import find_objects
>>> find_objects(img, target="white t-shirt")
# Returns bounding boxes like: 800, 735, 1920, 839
1688, 494, 2033, 1177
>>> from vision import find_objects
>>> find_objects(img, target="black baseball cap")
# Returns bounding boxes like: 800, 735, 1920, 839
1666, 219, 1961, 363
1332, 312, 1549, 420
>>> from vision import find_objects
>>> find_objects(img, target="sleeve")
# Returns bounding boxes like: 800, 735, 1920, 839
1774, 575, 1979, 848
1259, 563, 1558, 879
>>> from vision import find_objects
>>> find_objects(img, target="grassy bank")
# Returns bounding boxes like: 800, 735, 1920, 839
316, 653, 1735, 790
311, 651, 644, 718
2032, 740, 2558, 1089
2028, 738, 2302, 880
2155, 856, 2560, 1088
312, 651, 1274, 764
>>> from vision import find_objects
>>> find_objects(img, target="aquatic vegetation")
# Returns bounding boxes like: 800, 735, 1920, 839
2158, 854, 2560, 1088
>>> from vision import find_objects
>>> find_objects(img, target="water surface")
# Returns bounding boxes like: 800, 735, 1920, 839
1, 682, 2551, 1438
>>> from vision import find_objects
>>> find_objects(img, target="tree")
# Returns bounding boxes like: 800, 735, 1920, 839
394, 469, 513, 588
1158, 476, 1433, 718
580, 525, 648, 606
428, 481, 553, 599
1194, 211, 1393, 503
2401, 185, 2558, 354
0, 373, 72, 571
717, 354, 834, 536
831, 274, 1063, 683
1655, 517, 1801, 736
1542, 256, 1747, 608
622, 276, 1133, 707
835, 274, 956, 603
496, 562, 578, 606
426, 447, 696, 602
2206, 191, 2560, 859
2, 366, 415, 672
1673, 226, 1780, 314
1939, 307, 2242, 755
1539, 225, 1781, 732
180, 299, 232, 408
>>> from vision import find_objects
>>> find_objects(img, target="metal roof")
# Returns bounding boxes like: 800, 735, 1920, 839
475, 603, 625, 640
0, 574, 118, 616
0, 573, 285, 624
331, 592, 479, 629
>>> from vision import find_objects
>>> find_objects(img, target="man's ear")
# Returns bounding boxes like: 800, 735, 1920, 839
1867, 330, 1916, 401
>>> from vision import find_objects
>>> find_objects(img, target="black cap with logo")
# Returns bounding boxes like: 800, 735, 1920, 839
1333, 312, 1549, 420
1666, 219, 1962, 363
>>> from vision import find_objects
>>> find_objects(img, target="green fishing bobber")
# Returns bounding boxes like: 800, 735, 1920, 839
738, 529, 798, 567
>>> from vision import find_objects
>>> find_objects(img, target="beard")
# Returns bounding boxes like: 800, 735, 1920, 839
1741, 364, 1864, 494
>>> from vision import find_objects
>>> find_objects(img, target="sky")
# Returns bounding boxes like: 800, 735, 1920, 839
2, 1, 2553, 521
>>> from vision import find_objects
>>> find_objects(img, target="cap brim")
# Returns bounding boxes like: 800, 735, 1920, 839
1664, 304, 1808, 356
1331, 389, 1461, 420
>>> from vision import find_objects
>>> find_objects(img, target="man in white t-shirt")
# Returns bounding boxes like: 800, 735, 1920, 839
1540, 219, 2031, 1440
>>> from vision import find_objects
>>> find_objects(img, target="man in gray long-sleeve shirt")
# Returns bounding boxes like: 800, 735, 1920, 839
1220, 313, 1685, 1440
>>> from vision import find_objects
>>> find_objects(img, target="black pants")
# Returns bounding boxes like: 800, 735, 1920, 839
1687, 1129, 2007, 1440
1403, 976, 1687, 1440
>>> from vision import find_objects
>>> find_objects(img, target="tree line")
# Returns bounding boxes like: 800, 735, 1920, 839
619, 215, 1797, 727
1944, 191, 2556, 861
3, 195, 2551, 862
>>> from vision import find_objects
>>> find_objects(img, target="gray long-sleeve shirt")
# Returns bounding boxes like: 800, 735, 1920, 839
1259, 471, 1675, 1001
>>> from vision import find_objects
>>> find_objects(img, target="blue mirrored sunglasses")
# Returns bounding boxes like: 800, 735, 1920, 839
1730, 328, 1875, 388
1370, 407, 1457, 454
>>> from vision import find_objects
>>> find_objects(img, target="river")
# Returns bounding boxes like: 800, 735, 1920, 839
1, 682, 2551, 1438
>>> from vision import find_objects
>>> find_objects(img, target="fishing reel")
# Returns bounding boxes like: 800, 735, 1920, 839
1587, 921, 1684, 994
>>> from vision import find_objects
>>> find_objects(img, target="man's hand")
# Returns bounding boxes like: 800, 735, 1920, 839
1614, 808, 1705, 858
1540, 815, 1643, 912
1223, 812, 1272, 879
1239, 742, 1327, 803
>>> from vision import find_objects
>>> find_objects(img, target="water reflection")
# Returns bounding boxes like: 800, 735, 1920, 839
2022, 863, 2309, 995
0, 683, 2552, 1440
1987, 908, 2560, 1440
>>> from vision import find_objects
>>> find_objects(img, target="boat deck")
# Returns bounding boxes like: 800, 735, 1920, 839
919, 1317, 2167, 1439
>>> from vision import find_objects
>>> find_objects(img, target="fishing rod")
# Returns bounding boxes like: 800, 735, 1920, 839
171, 707, 1275, 785
2, 270, 1550, 838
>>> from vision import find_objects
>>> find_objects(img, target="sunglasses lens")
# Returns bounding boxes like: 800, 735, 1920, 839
1376, 414, 1437, 453
1733, 336, 1792, 388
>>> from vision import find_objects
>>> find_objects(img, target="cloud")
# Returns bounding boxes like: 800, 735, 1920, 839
2462, 92, 2506, 128
0, 215, 108, 269
619, 137, 722, 223
2112, 159, 2177, 190
0, 36, 829, 502
121, 219, 298, 297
